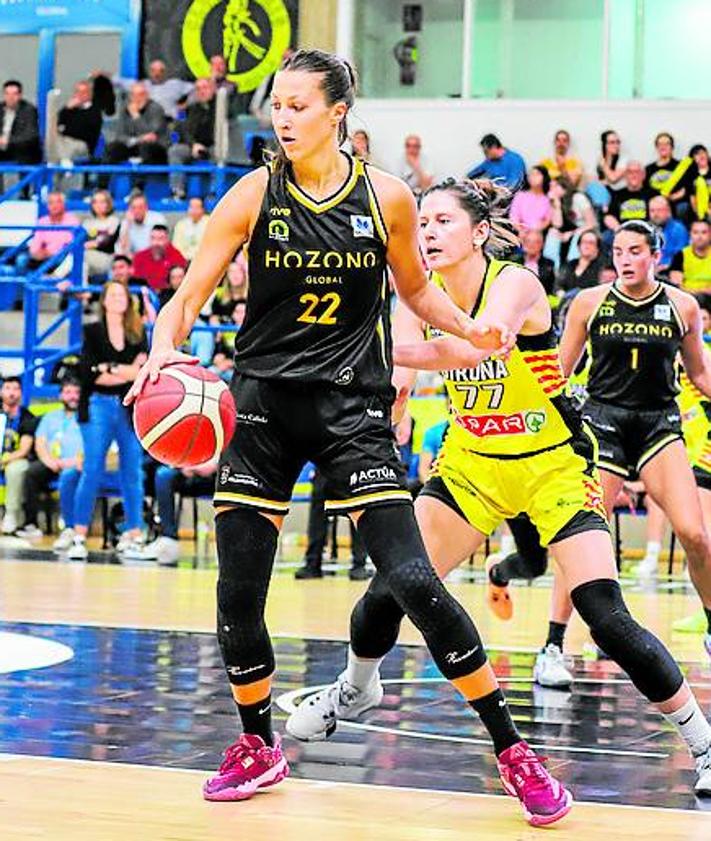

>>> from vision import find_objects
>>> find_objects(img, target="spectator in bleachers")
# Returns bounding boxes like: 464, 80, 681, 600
104, 82, 169, 167
508, 165, 551, 233
116, 193, 167, 256
212, 253, 248, 317
417, 418, 448, 486
350, 129, 371, 161
539, 129, 584, 189
648, 195, 688, 274
544, 176, 596, 268
143, 60, 193, 121
28, 191, 80, 276
678, 144, 711, 223
157, 264, 186, 310
172, 197, 209, 261
82, 190, 120, 281
0, 80, 41, 168
69, 281, 148, 560
466, 133, 526, 191
398, 134, 433, 197
209, 54, 237, 102
110, 254, 133, 285
595, 130, 627, 191
16, 378, 82, 542
670, 219, 711, 294
132, 225, 186, 292
603, 161, 651, 231
209, 349, 234, 384
556, 228, 604, 293
645, 132, 681, 202
0, 376, 38, 534
168, 77, 217, 198
514, 229, 555, 296
56, 76, 115, 163
140, 459, 218, 564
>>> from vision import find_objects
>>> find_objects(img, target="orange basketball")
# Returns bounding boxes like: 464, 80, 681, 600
133, 363, 236, 468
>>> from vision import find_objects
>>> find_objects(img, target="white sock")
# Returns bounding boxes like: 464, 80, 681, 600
500, 533, 515, 556
663, 696, 711, 757
645, 541, 661, 561
343, 647, 382, 691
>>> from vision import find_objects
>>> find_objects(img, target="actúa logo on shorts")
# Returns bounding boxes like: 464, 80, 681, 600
350, 466, 398, 486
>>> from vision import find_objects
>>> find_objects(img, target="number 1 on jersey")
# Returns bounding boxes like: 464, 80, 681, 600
630, 347, 639, 370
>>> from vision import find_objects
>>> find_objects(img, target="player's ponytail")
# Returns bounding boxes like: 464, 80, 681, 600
423, 178, 519, 255
270, 49, 358, 173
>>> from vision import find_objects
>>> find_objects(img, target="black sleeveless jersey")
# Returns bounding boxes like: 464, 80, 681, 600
587, 282, 685, 409
233, 153, 392, 394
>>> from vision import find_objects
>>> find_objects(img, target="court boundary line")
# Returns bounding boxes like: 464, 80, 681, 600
0, 753, 708, 817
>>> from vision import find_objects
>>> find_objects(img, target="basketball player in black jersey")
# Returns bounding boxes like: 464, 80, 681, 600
124, 50, 574, 820
557, 220, 711, 654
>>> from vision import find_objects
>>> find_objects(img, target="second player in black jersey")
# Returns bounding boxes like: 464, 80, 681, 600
559, 219, 711, 659
124, 48, 567, 822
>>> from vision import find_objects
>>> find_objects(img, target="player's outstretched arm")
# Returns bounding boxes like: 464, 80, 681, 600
124, 168, 268, 403
679, 294, 711, 397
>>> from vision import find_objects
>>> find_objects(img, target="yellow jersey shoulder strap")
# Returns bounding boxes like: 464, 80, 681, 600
476, 257, 518, 315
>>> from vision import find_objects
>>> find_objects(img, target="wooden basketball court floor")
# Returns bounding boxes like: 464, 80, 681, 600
2, 541, 711, 840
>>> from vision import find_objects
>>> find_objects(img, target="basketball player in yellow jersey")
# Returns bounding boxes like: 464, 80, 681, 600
288, 179, 711, 796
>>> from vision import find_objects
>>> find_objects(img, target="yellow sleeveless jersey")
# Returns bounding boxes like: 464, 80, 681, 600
678, 351, 711, 472
425, 258, 582, 458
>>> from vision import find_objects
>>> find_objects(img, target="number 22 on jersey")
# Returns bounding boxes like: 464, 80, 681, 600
297, 292, 342, 325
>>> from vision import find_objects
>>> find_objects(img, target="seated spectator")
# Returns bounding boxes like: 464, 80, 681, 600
556, 229, 604, 293
133, 225, 186, 292
539, 129, 584, 189
0, 79, 41, 168
172, 197, 209, 261
140, 60, 192, 121
27, 191, 80, 276
648, 195, 688, 273
508, 165, 551, 232
545, 177, 596, 268
603, 161, 651, 230
514, 229, 555, 296
670, 220, 711, 294
417, 418, 448, 486
209, 54, 237, 106
116, 193, 167, 256
0, 376, 38, 534
645, 132, 681, 202
596, 130, 627, 191
108, 254, 152, 323
209, 349, 234, 384
398, 134, 433, 196
140, 459, 218, 565
212, 253, 249, 321
16, 378, 82, 542
56, 76, 114, 163
214, 298, 246, 355
350, 129, 371, 161
467, 133, 526, 191
158, 264, 186, 309
675, 144, 711, 223
69, 281, 148, 560
82, 190, 120, 281
168, 77, 217, 198
104, 82, 168, 167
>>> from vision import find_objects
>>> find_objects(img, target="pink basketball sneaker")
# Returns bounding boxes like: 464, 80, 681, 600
203, 733, 289, 802
497, 741, 573, 826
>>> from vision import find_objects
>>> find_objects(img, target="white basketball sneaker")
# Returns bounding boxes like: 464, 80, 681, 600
286, 671, 383, 742
533, 644, 573, 689
695, 744, 711, 795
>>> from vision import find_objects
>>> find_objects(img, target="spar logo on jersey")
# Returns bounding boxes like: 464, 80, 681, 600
350, 466, 398, 486
351, 215, 375, 238
456, 410, 547, 437
268, 219, 289, 241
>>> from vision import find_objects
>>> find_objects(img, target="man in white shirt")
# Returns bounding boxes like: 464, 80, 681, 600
172, 197, 209, 261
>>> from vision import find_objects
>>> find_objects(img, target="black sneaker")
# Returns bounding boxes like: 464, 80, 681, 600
348, 565, 373, 581
295, 564, 323, 579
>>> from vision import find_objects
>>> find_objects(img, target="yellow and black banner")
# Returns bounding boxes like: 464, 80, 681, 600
143, 0, 298, 92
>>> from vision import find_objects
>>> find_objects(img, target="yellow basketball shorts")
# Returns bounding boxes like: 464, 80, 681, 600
426, 434, 608, 547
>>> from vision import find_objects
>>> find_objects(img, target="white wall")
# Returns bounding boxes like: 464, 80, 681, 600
351, 98, 711, 181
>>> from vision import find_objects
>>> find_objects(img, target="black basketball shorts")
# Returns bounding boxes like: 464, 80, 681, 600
214, 373, 411, 514
582, 398, 682, 479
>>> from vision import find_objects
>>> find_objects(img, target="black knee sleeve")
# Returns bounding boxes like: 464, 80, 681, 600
357, 504, 487, 680
506, 516, 548, 579
350, 573, 405, 659
571, 579, 683, 702
215, 507, 278, 686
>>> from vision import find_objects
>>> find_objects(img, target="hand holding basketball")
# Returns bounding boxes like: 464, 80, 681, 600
123, 348, 199, 406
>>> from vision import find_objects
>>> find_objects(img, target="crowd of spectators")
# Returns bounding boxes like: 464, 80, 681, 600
2, 64, 711, 564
